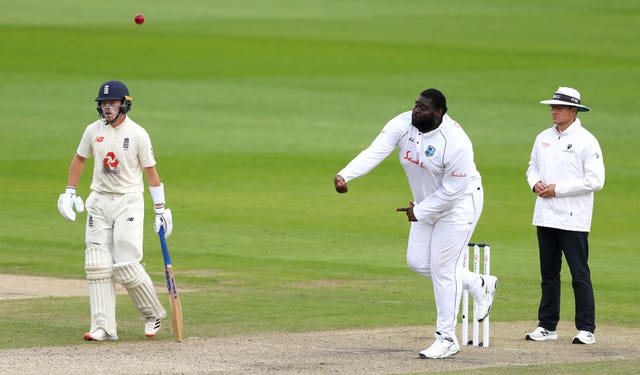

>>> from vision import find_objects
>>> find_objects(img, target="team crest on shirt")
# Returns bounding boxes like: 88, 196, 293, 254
562, 144, 574, 153
425, 145, 436, 157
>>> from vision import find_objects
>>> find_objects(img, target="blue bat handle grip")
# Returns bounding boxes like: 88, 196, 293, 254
158, 227, 172, 266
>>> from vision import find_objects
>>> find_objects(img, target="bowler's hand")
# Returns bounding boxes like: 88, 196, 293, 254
334, 175, 348, 193
396, 201, 417, 222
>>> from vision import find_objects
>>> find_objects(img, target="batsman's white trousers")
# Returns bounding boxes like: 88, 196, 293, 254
406, 186, 484, 342
84, 191, 149, 333
85, 191, 145, 263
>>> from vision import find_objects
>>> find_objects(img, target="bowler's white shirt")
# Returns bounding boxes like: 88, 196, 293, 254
77, 117, 156, 194
526, 118, 605, 232
338, 112, 481, 223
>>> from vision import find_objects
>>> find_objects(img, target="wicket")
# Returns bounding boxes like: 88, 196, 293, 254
461, 242, 491, 347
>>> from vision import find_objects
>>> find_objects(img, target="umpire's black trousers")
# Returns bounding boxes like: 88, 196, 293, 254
536, 226, 595, 333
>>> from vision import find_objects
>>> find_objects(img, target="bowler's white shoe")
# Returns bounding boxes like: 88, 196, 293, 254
475, 275, 498, 322
83, 328, 118, 341
419, 332, 460, 359
145, 317, 162, 337
572, 330, 595, 345
525, 326, 557, 341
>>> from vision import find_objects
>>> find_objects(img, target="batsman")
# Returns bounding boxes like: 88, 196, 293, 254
57, 80, 173, 341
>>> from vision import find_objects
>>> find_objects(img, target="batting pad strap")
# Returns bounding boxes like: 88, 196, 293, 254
149, 183, 165, 206
85, 243, 113, 280
113, 262, 147, 287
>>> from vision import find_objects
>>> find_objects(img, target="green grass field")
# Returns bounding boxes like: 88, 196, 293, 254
1, 0, 639, 372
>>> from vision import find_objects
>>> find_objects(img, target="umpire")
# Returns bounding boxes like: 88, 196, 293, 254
525, 87, 605, 345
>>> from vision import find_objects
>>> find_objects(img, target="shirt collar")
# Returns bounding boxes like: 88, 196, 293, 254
554, 118, 581, 136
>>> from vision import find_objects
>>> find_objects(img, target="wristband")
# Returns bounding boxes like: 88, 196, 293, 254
65, 186, 76, 195
149, 183, 165, 205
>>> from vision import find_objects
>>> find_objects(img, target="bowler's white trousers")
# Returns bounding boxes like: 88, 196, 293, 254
406, 185, 484, 342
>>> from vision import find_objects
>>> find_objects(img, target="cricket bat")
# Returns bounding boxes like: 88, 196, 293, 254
159, 227, 184, 342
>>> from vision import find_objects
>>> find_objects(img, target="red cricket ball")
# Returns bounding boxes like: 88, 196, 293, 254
134, 14, 145, 25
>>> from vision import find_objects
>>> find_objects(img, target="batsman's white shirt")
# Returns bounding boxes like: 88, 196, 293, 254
526, 118, 605, 232
77, 117, 156, 194
338, 111, 481, 216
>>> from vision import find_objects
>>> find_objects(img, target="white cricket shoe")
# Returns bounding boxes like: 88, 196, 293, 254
525, 326, 557, 341
145, 317, 162, 337
572, 330, 595, 345
474, 275, 498, 322
83, 328, 118, 341
419, 332, 460, 359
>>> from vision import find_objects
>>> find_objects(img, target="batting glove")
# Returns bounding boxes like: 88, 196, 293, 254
57, 186, 84, 221
154, 206, 173, 238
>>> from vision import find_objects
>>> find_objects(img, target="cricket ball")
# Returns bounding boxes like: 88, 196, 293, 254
134, 14, 145, 25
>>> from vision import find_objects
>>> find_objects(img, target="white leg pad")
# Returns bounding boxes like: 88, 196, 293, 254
85, 242, 113, 280
87, 278, 117, 335
113, 263, 167, 320
85, 243, 117, 335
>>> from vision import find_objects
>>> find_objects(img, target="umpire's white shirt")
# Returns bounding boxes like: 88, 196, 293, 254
77, 117, 156, 194
338, 111, 481, 222
526, 118, 605, 232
